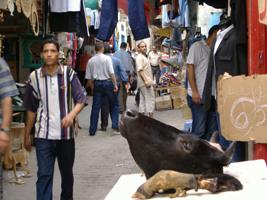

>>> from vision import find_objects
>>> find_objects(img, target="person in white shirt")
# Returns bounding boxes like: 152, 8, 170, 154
148, 46, 161, 84
186, 25, 219, 140
136, 41, 155, 118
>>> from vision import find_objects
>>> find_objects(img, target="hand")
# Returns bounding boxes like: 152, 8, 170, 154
0, 131, 10, 153
114, 85, 118, 93
145, 81, 153, 88
24, 133, 32, 152
192, 92, 201, 104
61, 114, 74, 128
125, 83, 130, 93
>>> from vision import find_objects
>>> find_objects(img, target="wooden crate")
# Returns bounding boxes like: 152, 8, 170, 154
155, 95, 173, 110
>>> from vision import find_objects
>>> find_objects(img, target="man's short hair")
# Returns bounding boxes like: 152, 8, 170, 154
104, 43, 111, 54
208, 25, 220, 37
95, 41, 104, 52
41, 38, 59, 52
120, 42, 127, 49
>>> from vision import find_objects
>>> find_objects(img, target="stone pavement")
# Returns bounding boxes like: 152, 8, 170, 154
3, 95, 187, 200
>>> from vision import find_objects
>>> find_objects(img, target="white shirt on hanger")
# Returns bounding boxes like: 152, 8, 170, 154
50, 0, 81, 12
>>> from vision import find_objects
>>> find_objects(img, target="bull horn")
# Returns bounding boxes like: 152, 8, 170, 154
223, 142, 236, 165
125, 109, 138, 118
210, 131, 219, 143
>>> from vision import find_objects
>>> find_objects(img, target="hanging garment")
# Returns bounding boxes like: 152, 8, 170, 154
193, 0, 227, 9
176, 0, 190, 27
85, 0, 98, 9
97, 0, 150, 41
50, 1, 89, 37
96, 0, 118, 41
128, 0, 150, 40
161, 4, 170, 28
50, 0, 81, 12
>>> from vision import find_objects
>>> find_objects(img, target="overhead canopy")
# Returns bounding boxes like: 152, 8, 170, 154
193, 0, 227, 8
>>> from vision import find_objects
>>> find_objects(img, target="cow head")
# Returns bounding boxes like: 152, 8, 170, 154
120, 109, 236, 179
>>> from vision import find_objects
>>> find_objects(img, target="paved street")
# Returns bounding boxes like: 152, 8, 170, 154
4, 95, 187, 200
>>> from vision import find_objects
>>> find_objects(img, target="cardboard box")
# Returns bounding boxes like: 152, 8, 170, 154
172, 97, 184, 109
217, 73, 267, 143
155, 95, 173, 110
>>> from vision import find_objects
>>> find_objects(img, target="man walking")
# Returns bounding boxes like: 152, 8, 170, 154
186, 25, 219, 140
148, 46, 161, 84
24, 39, 87, 200
0, 57, 19, 199
114, 42, 134, 113
86, 41, 118, 136
100, 43, 128, 131
136, 41, 155, 118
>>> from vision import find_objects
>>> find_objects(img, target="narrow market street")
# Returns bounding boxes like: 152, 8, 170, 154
4, 95, 186, 200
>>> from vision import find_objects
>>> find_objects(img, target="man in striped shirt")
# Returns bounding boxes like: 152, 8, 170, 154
0, 57, 19, 200
24, 39, 87, 200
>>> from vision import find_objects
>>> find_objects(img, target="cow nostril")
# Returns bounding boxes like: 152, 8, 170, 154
126, 109, 136, 118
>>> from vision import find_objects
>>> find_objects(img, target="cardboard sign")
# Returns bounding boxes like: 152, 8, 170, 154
258, 0, 267, 25
217, 73, 267, 143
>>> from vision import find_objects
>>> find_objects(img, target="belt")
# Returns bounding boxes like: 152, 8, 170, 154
94, 79, 111, 81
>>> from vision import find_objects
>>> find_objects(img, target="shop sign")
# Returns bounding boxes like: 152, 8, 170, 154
258, 0, 267, 25
217, 73, 267, 143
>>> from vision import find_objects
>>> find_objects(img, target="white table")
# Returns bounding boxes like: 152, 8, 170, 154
105, 159, 267, 200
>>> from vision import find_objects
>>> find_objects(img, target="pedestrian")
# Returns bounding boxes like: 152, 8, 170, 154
136, 41, 155, 118
186, 25, 220, 140
0, 57, 19, 199
114, 42, 134, 113
86, 41, 118, 136
148, 45, 162, 85
23, 38, 87, 200
100, 43, 129, 132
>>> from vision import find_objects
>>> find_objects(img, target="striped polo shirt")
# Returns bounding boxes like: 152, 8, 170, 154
24, 65, 87, 140
0, 58, 19, 123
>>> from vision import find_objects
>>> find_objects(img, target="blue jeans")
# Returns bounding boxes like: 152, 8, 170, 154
97, 0, 150, 41
89, 80, 119, 134
151, 65, 161, 85
187, 95, 217, 140
35, 138, 75, 200
100, 87, 120, 129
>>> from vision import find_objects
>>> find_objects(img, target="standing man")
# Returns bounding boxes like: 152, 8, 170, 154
148, 46, 161, 84
136, 41, 155, 118
24, 39, 87, 200
0, 58, 19, 199
114, 42, 134, 113
86, 41, 118, 136
186, 25, 219, 140
100, 43, 128, 131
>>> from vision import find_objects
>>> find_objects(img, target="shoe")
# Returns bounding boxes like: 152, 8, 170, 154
89, 132, 95, 136
100, 127, 107, 131
112, 128, 120, 132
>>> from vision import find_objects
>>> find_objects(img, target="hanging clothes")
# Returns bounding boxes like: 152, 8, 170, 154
49, 0, 89, 37
50, 0, 81, 12
176, 0, 190, 27
193, 0, 227, 9
128, 0, 150, 40
96, 0, 150, 41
